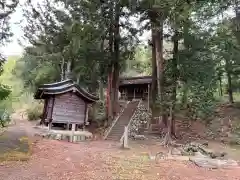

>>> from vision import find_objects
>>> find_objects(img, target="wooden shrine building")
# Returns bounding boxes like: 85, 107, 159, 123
34, 79, 98, 130
119, 76, 152, 101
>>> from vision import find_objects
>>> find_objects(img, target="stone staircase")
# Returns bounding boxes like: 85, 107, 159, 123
105, 100, 139, 141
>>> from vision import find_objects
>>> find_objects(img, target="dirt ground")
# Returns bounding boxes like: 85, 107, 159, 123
1, 107, 240, 180
0, 139, 240, 180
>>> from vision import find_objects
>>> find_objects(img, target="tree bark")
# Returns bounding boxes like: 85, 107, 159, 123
224, 52, 234, 104
163, 105, 173, 146
112, 2, 120, 114
107, 0, 114, 123
99, 80, 104, 101
154, 12, 167, 126
60, 56, 65, 80
112, 63, 119, 116
226, 69, 234, 104
111, 1, 121, 117
181, 16, 190, 109
150, 15, 158, 110
218, 74, 223, 96
76, 73, 80, 84
181, 83, 188, 108
65, 60, 72, 79
149, 13, 158, 125
170, 29, 179, 137
107, 66, 113, 122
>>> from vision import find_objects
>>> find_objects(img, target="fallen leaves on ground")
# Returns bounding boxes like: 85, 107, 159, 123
0, 139, 239, 180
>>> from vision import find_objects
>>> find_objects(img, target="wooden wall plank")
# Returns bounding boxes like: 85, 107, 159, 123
52, 92, 86, 124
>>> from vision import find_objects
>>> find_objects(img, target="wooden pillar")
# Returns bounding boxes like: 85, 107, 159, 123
124, 89, 127, 100
84, 104, 89, 130
66, 123, 70, 130
71, 123, 76, 142
41, 99, 47, 125
133, 88, 135, 100
72, 124, 76, 131
48, 119, 52, 131
48, 96, 55, 131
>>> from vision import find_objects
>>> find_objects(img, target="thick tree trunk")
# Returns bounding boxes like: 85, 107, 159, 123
99, 80, 104, 101
181, 17, 190, 109
154, 12, 167, 126
61, 57, 65, 81
225, 55, 234, 104
112, 63, 119, 116
107, 1, 114, 123
181, 83, 188, 108
111, 1, 120, 117
150, 19, 158, 110
65, 60, 72, 79
76, 73, 80, 84
226, 70, 234, 104
163, 105, 173, 146
149, 16, 158, 125
170, 29, 179, 138
218, 75, 223, 96
107, 66, 114, 122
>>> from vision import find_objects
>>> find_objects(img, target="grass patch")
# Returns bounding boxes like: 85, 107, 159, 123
0, 136, 32, 162
0, 150, 30, 161
26, 102, 43, 121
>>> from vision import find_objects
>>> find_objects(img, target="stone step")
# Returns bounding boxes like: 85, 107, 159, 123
109, 129, 124, 133
108, 132, 123, 135
105, 101, 139, 141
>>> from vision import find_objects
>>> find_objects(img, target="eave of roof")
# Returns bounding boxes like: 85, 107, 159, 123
119, 76, 152, 85
34, 79, 98, 103
39, 79, 73, 88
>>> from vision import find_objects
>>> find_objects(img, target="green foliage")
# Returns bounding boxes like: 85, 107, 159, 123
0, 84, 11, 101
187, 83, 217, 122
7, 0, 240, 128
89, 100, 106, 127
26, 103, 43, 121
0, 56, 24, 109
0, 109, 10, 127
122, 46, 151, 77
0, 0, 18, 61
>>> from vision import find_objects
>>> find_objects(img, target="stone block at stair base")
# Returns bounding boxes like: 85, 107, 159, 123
36, 130, 92, 143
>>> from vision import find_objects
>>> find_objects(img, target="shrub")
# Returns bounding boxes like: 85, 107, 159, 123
88, 100, 106, 127
0, 109, 10, 127
26, 103, 43, 121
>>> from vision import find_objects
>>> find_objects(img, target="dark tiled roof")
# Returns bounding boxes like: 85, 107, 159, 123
119, 76, 152, 85
34, 79, 98, 103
